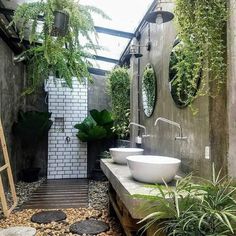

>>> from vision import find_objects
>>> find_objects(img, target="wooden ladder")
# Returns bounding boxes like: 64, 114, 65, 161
0, 118, 17, 217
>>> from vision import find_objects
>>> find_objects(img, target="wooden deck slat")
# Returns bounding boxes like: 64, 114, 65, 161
22, 179, 89, 209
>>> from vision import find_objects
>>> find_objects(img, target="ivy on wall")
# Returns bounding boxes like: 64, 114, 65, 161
107, 67, 130, 139
174, 0, 228, 111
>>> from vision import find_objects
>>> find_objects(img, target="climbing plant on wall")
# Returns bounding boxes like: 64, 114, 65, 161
107, 67, 130, 139
10, 0, 108, 93
173, 0, 228, 111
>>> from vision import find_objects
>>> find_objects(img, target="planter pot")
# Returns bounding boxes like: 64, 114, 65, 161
88, 138, 116, 179
21, 168, 41, 183
51, 10, 69, 37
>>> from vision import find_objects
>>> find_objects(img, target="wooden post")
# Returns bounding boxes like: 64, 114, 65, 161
0, 118, 17, 217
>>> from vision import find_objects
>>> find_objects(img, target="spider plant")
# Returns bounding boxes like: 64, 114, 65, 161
134, 166, 236, 236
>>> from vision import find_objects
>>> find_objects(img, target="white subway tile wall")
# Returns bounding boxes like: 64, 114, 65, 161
47, 77, 88, 179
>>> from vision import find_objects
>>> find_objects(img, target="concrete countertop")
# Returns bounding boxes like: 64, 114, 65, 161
101, 158, 174, 219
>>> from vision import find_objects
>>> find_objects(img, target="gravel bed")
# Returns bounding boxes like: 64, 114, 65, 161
0, 179, 124, 235
0, 208, 123, 235
88, 181, 109, 211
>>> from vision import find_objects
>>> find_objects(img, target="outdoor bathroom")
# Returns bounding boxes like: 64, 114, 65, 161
0, 0, 235, 235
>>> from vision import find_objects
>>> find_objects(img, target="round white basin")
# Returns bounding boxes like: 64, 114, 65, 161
109, 148, 144, 165
126, 155, 181, 184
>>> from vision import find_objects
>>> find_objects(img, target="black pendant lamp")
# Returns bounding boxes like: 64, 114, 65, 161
145, 6, 174, 25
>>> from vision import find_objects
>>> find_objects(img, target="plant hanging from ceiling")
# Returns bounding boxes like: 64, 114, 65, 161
173, 0, 228, 111
10, 0, 109, 93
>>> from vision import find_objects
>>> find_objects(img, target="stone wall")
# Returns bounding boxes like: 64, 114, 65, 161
47, 77, 87, 179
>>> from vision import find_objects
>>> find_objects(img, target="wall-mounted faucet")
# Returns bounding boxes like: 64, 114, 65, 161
129, 122, 147, 135
129, 122, 150, 144
154, 117, 187, 141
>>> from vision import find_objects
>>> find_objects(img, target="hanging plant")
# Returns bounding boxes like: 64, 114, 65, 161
173, 0, 228, 111
107, 67, 131, 139
9, 0, 109, 93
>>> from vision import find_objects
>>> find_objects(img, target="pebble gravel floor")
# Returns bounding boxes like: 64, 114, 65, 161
0, 179, 124, 236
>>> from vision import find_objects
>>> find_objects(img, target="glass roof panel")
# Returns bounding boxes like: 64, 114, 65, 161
80, 0, 154, 32
80, 0, 154, 71
88, 59, 116, 71
94, 33, 130, 59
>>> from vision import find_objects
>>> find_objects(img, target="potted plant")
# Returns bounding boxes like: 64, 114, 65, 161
13, 110, 53, 182
9, 0, 109, 93
75, 109, 115, 179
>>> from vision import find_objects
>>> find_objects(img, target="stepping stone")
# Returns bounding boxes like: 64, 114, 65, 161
31, 210, 66, 224
70, 219, 109, 235
0, 226, 36, 236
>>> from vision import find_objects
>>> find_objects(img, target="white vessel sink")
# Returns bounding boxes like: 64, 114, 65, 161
126, 155, 181, 184
109, 148, 144, 165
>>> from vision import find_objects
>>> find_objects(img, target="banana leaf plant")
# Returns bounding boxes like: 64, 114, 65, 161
74, 109, 115, 142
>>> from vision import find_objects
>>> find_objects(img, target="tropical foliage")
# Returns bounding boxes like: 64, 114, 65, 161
74, 109, 115, 142
134, 168, 236, 236
10, 0, 109, 93
12, 110, 53, 167
107, 67, 130, 139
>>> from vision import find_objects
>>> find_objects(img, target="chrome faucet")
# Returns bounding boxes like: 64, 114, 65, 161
154, 117, 187, 140
129, 122, 147, 135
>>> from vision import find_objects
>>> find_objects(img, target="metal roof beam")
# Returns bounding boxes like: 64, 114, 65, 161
88, 67, 108, 76
94, 26, 134, 39
93, 55, 119, 64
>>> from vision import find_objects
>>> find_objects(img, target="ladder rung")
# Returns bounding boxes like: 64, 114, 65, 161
0, 164, 9, 173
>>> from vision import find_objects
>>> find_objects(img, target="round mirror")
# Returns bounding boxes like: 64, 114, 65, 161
169, 39, 201, 107
142, 63, 157, 117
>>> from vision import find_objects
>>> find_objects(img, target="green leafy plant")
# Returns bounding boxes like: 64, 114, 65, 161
173, 0, 228, 110
142, 63, 156, 116
74, 109, 115, 142
169, 41, 200, 108
134, 168, 236, 236
10, 0, 109, 93
12, 110, 53, 167
107, 66, 130, 139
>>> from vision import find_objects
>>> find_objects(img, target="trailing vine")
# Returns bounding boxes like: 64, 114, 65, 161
174, 0, 228, 111
10, 0, 108, 93
107, 67, 130, 139
142, 64, 156, 117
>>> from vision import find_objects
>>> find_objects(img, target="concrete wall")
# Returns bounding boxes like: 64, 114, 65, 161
88, 74, 110, 111
0, 38, 26, 181
130, 2, 228, 179
227, 0, 236, 179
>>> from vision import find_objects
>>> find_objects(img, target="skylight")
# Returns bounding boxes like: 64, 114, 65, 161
80, 0, 154, 71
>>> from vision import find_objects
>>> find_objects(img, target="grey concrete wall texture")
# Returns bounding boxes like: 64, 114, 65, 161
0, 38, 26, 181
227, 0, 236, 179
0, 38, 48, 180
130, 2, 221, 179
88, 74, 110, 111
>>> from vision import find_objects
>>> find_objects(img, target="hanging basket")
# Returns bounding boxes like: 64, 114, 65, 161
51, 10, 69, 37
